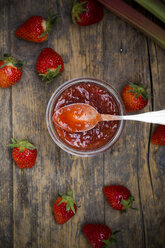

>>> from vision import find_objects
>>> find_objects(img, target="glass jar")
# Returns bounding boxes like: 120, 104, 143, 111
46, 77, 125, 157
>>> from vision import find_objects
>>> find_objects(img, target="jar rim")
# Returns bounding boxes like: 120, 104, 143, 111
46, 77, 125, 157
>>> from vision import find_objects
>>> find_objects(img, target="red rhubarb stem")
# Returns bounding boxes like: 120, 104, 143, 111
98, 0, 165, 50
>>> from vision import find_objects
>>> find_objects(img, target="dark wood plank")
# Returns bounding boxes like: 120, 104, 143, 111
147, 41, 165, 248
10, 0, 55, 247
0, 1, 13, 248
102, 10, 154, 248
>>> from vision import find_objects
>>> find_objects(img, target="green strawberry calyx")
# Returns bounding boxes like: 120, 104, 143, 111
8, 138, 36, 152
72, 0, 87, 24
120, 195, 137, 211
39, 65, 61, 83
0, 54, 26, 71
39, 10, 60, 38
128, 82, 148, 100
102, 230, 120, 247
58, 189, 76, 214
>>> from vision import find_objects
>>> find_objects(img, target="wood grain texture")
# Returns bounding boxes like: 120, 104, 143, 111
0, 0, 165, 248
0, 1, 13, 248
147, 41, 165, 248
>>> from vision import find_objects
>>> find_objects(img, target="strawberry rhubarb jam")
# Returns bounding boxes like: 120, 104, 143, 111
53, 82, 120, 151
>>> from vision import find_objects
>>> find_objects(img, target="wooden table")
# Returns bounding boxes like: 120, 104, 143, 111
0, 1, 165, 247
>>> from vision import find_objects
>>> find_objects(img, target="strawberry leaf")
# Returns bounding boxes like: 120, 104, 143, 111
39, 10, 60, 38
66, 202, 70, 211
67, 189, 73, 197
70, 204, 76, 214
57, 189, 77, 214
0, 61, 9, 69
128, 82, 148, 100
102, 230, 120, 247
120, 195, 137, 211
39, 65, 61, 83
102, 239, 111, 247
72, 1, 87, 24
8, 138, 36, 152
57, 199, 66, 206
0, 54, 26, 71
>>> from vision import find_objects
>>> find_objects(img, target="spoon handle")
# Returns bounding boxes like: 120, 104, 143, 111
117, 110, 165, 125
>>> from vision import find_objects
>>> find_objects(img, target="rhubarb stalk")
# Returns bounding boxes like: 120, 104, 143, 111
134, 0, 165, 23
98, 0, 165, 50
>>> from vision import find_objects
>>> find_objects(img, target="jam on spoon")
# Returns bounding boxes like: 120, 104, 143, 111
53, 103, 118, 132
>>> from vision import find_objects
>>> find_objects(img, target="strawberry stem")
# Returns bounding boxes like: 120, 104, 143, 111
134, 0, 165, 23
39, 65, 61, 83
39, 10, 60, 38
102, 230, 120, 247
120, 195, 137, 211
8, 138, 36, 152
0, 54, 26, 71
128, 82, 148, 100
57, 189, 76, 214
72, 1, 87, 24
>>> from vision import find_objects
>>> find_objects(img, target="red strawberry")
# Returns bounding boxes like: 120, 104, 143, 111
8, 138, 37, 169
151, 125, 165, 146
36, 47, 64, 83
16, 10, 59, 43
72, 0, 104, 26
83, 224, 119, 248
104, 185, 136, 211
121, 83, 148, 112
53, 189, 77, 224
0, 54, 25, 88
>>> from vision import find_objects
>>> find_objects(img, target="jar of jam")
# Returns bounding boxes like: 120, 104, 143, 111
46, 77, 125, 157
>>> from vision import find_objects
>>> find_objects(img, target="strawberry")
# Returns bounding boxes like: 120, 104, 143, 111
104, 185, 136, 211
121, 82, 148, 112
53, 189, 77, 224
16, 10, 59, 43
8, 138, 37, 169
36, 47, 64, 83
72, 0, 104, 26
83, 224, 119, 248
0, 54, 25, 88
151, 125, 165, 146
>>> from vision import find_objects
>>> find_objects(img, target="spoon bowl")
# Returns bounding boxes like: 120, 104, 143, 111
53, 103, 102, 132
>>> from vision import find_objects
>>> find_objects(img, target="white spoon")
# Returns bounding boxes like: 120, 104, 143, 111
53, 103, 165, 132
